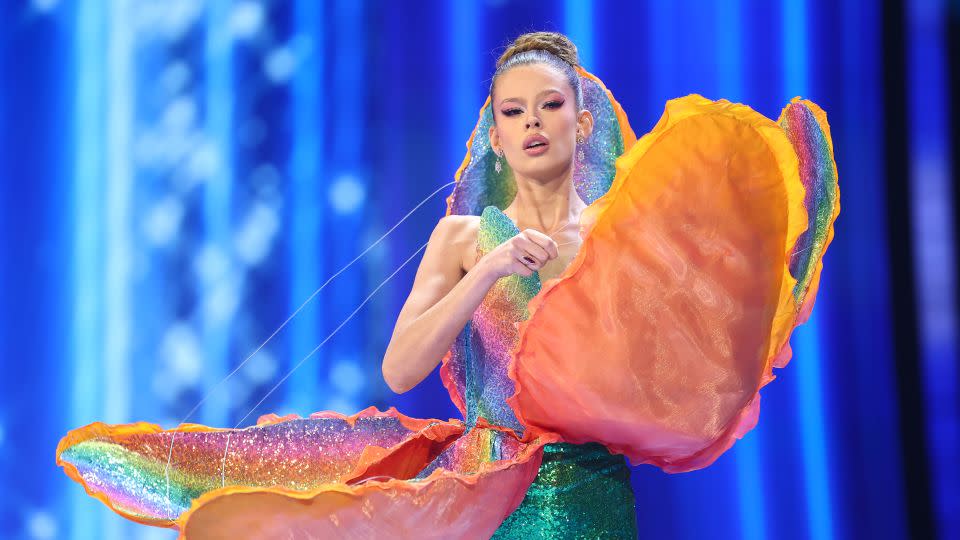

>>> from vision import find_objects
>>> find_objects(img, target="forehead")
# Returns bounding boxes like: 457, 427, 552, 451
494, 64, 572, 102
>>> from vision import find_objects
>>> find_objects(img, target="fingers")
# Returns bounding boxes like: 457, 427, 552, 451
521, 229, 560, 259
512, 243, 547, 268
513, 261, 535, 277
517, 230, 559, 261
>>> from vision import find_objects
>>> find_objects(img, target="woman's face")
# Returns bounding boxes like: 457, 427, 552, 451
489, 64, 593, 181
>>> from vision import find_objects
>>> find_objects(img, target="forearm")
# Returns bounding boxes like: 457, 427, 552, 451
383, 259, 499, 393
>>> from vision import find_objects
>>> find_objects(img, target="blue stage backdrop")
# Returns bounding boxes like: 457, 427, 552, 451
0, 1, 957, 539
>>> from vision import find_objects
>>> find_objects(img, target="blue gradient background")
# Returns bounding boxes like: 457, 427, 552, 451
1, 1, 956, 539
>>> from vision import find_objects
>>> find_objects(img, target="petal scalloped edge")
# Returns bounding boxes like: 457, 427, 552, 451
55, 406, 464, 528
343, 421, 465, 484
777, 96, 841, 323
56, 420, 216, 528
506, 94, 822, 472
722, 96, 840, 439
176, 429, 551, 539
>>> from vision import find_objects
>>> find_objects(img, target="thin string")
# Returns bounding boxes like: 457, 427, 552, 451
231, 239, 431, 430
217, 239, 431, 493
163, 180, 455, 514
215, 221, 581, 494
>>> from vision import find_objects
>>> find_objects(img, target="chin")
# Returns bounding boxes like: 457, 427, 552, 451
514, 156, 572, 181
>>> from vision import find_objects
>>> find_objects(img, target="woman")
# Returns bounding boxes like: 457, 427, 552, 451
381, 32, 640, 537
56, 31, 839, 539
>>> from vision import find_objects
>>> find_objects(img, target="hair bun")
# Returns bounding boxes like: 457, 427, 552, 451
496, 31, 580, 69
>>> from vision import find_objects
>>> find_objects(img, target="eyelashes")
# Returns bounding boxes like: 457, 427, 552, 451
502, 100, 563, 117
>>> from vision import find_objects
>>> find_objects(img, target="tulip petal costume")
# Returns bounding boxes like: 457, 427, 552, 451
56, 66, 839, 539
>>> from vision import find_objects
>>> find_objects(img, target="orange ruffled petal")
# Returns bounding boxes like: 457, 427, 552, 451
58, 406, 549, 539
509, 94, 816, 472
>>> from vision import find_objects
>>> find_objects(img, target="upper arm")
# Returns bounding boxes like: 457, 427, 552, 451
389, 215, 477, 342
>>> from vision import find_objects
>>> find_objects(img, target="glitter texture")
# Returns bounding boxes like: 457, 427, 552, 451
435, 208, 639, 537
56, 65, 639, 538
778, 98, 841, 308
492, 442, 638, 539
57, 407, 464, 526
57, 67, 837, 538
439, 206, 541, 436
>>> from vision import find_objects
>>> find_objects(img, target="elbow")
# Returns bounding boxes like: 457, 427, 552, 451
385, 375, 411, 395
381, 358, 411, 395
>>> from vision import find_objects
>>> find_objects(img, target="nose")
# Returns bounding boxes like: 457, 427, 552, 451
525, 115, 541, 129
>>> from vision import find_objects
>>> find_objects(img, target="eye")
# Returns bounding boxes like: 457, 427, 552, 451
544, 100, 563, 109
503, 108, 522, 116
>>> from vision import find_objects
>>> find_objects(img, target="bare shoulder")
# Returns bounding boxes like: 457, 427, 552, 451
434, 214, 481, 274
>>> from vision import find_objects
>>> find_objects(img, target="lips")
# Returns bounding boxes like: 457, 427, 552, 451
523, 134, 549, 150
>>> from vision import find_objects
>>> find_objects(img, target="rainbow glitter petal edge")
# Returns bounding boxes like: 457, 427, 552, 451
778, 97, 841, 314
55, 406, 464, 527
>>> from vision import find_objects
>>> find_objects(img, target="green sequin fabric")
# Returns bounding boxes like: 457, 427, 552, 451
492, 441, 638, 539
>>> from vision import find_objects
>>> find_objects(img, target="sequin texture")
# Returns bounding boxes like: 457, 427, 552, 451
779, 100, 839, 305
52, 67, 841, 539
492, 442, 638, 539
441, 206, 540, 435
57, 67, 639, 536
438, 206, 639, 536
57, 408, 460, 524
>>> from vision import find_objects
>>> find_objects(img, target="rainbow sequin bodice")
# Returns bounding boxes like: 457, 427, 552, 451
440, 205, 541, 437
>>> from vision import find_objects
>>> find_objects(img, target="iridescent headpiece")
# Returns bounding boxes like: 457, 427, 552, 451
444, 66, 638, 217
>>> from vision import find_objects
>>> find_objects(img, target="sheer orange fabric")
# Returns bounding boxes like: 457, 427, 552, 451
508, 95, 834, 473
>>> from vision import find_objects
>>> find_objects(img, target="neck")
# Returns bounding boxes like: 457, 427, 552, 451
506, 165, 587, 233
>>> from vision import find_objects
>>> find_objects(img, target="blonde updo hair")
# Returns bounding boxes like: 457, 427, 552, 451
489, 31, 584, 117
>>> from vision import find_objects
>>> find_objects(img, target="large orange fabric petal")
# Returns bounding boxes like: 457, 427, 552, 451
58, 406, 548, 538
508, 95, 820, 473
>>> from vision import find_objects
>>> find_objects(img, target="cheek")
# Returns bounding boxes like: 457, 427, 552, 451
552, 116, 579, 142
500, 128, 524, 151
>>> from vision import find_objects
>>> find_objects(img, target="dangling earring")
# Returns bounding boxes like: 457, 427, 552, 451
494, 149, 503, 174
576, 133, 586, 162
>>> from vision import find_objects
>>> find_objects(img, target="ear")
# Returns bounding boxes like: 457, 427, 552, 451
577, 109, 595, 140
488, 125, 501, 155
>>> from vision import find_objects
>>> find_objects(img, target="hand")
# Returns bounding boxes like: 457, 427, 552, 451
479, 228, 559, 280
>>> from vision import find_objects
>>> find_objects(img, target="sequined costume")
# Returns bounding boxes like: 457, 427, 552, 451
56, 66, 840, 539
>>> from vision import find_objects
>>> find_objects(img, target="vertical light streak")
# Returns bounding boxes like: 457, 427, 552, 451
907, 0, 959, 536
564, 0, 594, 69
201, 0, 234, 426
716, 0, 743, 102
101, 2, 134, 538
450, 0, 479, 167
70, 2, 105, 538
840, 0, 905, 537
104, 0, 132, 426
782, 1, 834, 539
715, 1, 765, 539
326, 0, 365, 412
288, 0, 324, 412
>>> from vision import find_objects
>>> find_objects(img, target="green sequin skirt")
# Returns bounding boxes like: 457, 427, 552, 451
490, 441, 638, 539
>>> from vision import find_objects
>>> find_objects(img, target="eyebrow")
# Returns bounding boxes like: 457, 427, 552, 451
499, 89, 564, 107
